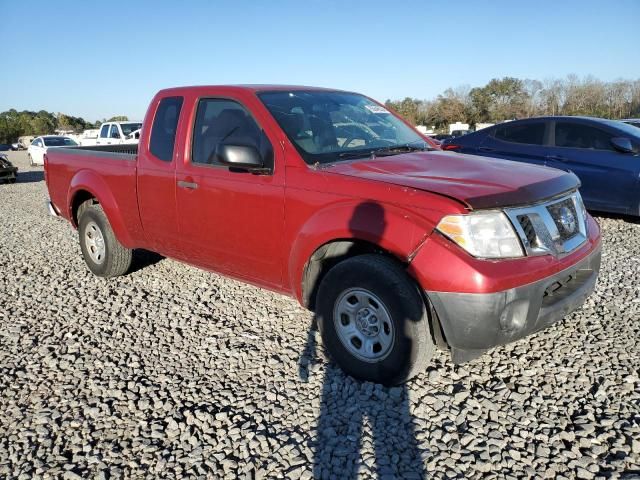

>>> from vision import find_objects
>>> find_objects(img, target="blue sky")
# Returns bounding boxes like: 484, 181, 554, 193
1, 0, 638, 122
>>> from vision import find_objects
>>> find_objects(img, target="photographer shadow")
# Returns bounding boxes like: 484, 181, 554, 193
299, 201, 427, 479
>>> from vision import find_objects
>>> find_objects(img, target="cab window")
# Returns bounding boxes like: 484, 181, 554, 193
191, 98, 272, 167
99, 124, 109, 138
109, 125, 121, 139
149, 96, 184, 162
555, 122, 613, 150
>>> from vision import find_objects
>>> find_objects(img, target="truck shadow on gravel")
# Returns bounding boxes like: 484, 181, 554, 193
298, 201, 427, 479
129, 249, 165, 273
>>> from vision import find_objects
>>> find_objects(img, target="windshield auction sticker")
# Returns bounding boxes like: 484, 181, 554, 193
365, 105, 390, 114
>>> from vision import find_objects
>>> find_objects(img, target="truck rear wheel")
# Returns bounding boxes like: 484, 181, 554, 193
78, 203, 132, 277
315, 254, 434, 385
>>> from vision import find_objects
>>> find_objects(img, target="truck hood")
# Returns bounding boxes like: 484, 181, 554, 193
326, 151, 579, 209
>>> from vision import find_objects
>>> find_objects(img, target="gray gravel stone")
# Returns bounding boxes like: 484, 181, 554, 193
0, 151, 639, 478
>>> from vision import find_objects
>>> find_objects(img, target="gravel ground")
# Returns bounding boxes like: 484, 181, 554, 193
0, 150, 639, 479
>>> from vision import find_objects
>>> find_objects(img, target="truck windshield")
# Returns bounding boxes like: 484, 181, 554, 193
259, 91, 428, 165
121, 123, 142, 136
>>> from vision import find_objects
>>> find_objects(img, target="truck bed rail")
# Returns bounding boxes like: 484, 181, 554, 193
57, 144, 138, 160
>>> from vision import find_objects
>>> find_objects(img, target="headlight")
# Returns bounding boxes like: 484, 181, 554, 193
436, 211, 524, 259
574, 191, 588, 222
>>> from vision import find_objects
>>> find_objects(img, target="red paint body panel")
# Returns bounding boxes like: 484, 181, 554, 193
47, 153, 142, 248
327, 151, 580, 209
44, 85, 602, 309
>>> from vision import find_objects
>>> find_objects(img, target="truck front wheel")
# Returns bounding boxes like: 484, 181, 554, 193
78, 203, 132, 277
316, 254, 434, 385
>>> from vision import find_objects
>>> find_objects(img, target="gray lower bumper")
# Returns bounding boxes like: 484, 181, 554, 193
427, 243, 602, 363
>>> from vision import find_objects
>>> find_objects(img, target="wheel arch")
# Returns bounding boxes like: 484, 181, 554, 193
301, 238, 400, 310
289, 200, 435, 306
67, 170, 135, 247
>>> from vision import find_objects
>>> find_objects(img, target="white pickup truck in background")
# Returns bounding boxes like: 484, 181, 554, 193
95, 121, 142, 145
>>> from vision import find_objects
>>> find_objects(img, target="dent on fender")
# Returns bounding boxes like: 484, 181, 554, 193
289, 199, 435, 301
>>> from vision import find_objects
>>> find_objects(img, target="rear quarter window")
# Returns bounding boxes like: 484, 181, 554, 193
494, 122, 545, 145
149, 96, 184, 162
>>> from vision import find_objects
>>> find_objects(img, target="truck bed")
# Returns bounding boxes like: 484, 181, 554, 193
45, 144, 143, 245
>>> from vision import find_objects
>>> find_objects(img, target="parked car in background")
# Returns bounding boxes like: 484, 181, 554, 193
44, 85, 601, 385
442, 116, 640, 216
433, 133, 453, 142
620, 118, 640, 129
95, 122, 142, 145
0, 153, 17, 183
451, 129, 470, 138
0, 144, 11, 151
28, 135, 79, 166
78, 129, 100, 146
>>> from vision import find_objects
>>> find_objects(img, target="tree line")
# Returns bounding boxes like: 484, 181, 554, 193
0, 111, 129, 144
385, 75, 640, 131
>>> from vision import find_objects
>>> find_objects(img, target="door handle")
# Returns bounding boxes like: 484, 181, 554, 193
479, 147, 495, 152
177, 180, 198, 189
547, 155, 567, 162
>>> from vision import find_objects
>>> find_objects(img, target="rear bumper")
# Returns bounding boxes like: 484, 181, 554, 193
427, 241, 602, 363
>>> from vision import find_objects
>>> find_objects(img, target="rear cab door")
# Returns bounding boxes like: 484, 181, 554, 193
546, 119, 639, 214
478, 120, 551, 167
174, 87, 285, 287
136, 94, 185, 257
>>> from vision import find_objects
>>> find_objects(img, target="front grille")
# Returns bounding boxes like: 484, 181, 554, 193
546, 198, 580, 241
517, 215, 538, 247
505, 192, 587, 257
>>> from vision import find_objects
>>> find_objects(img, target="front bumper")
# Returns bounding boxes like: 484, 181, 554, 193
46, 199, 60, 217
427, 241, 602, 363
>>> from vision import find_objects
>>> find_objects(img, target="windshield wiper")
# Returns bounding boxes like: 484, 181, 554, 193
337, 150, 374, 160
336, 141, 435, 161
373, 141, 435, 156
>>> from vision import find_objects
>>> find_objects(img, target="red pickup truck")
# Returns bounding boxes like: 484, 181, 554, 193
45, 85, 602, 385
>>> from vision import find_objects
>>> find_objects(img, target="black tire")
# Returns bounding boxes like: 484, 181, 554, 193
78, 203, 132, 277
9, 178, 16, 184
316, 254, 434, 385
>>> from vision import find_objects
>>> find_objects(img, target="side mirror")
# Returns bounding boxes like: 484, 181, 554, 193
611, 137, 634, 154
217, 144, 266, 171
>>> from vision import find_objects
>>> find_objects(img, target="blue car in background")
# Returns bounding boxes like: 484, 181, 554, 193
442, 116, 640, 216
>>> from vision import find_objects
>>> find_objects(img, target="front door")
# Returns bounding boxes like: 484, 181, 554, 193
547, 120, 639, 214
175, 96, 285, 287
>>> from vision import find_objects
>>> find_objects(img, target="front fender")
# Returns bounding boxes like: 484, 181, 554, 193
288, 200, 434, 302
68, 169, 135, 248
